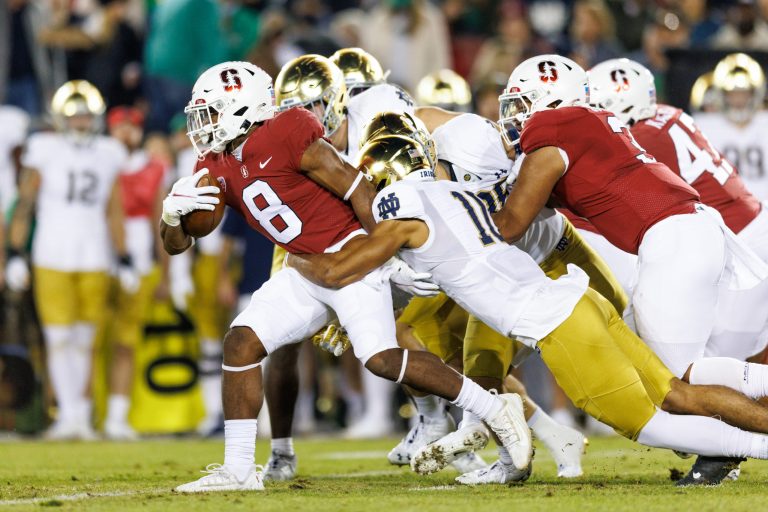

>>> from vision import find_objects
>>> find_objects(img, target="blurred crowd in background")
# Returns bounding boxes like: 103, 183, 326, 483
2, 0, 768, 439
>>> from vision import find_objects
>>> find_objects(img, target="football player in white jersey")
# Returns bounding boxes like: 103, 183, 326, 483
261, 51, 421, 479
287, 134, 768, 479
6, 81, 135, 439
694, 53, 768, 201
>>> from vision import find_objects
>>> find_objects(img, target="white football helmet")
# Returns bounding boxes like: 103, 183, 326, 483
588, 58, 657, 126
498, 55, 587, 146
185, 61, 276, 158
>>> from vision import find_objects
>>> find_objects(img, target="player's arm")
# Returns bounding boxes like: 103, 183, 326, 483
415, 106, 462, 132
8, 167, 40, 252
492, 146, 565, 243
287, 218, 426, 288
160, 168, 220, 255
300, 138, 378, 232
106, 179, 129, 259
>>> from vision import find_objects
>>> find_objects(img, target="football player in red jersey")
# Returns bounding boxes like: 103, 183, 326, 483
160, 61, 532, 493
589, 57, 768, 484
493, 54, 768, 482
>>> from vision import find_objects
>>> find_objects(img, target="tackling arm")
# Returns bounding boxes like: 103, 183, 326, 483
493, 146, 565, 243
300, 138, 378, 232
287, 219, 427, 288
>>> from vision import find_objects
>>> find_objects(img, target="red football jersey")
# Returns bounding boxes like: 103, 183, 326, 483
520, 106, 699, 254
196, 108, 362, 254
631, 104, 760, 234
121, 155, 167, 218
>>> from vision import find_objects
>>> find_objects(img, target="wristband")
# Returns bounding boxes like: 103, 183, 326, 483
343, 172, 365, 201
161, 209, 181, 227
7, 248, 23, 259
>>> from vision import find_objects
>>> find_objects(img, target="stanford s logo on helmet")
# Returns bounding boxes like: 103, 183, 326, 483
220, 69, 243, 92
538, 61, 559, 83
610, 69, 630, 91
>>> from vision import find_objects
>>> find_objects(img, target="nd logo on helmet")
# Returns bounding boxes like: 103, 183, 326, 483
538, 61, 558, 83
220, 69, 242, 92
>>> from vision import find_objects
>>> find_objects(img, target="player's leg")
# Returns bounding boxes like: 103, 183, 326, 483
73, 271, 111, 439
386, 295, 462, 465
191, 251, 227, 436
633, 212, 725, 378
540, 290, 768, 462
175, 269, 332, 493
105, 272, 154, 440
325, 272, 532, 474
263, 343, 300, 481
34, 267, 79, 439
460, 318, 584, 483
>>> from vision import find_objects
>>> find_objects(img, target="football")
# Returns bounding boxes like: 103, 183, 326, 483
180, 173, 225, 238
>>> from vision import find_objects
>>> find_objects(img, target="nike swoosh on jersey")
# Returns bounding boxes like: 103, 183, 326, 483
260, 156, 273, 169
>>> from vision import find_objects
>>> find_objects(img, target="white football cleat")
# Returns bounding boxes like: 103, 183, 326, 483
264, 451, 297, 481
456, 460, 532, 485
175, 463, 265, 493
44, 420, 80, 441
485, 393, 532, 471
410, 422, 489, 475
551, 427, 586, 478
451, 451, 488, 474
388, 414, 456, 465
104, 421, 139, 441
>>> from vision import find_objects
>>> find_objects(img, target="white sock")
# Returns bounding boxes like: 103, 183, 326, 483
689, 357, 768, 399
413, 395, 444, 420
362, 369, 394, 423
271, 437, 294, 456
498, 446, 513, 466
107, 394, 131, 425
637, 410, 768, 459
44, 326, 78, 423
451, 378, 503, 422
460, 409, 483, 429
224, 419, 257, 480
71, 323, 95, 403
200, 339, 223, 419
528, 407, 577, 454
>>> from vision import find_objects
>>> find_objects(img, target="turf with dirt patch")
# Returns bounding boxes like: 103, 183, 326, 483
0, 436, 764, 511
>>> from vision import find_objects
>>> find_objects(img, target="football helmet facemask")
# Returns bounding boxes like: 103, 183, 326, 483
185, 61, 276, 158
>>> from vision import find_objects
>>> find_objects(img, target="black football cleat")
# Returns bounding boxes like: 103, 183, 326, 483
675, 455, 745, 487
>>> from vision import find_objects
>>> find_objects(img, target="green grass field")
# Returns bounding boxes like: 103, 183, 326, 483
0, 435, 764, 511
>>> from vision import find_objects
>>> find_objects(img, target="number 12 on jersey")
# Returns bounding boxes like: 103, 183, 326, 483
451, 191, 504, 246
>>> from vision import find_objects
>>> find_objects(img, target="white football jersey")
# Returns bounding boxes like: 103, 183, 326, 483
694, 111, 768, 200
344, 83, 415, 164
0, 106, 30, 215
373, 179, 588, 346
22, 133, 127, 271
432, 113, 566, 264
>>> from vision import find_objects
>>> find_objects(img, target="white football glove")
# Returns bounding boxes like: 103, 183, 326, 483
311, 321, 350, 357
388, 258, 439, 297
6, 255, 30, 292
117, 255, 140, 294
161, 168, 221, 227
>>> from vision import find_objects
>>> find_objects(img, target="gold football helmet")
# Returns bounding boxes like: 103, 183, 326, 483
356, 135, 434, 189
359, 111, 437, 167
712, 53, 766, 124
416, 69, 472, 112
689, 71, 717, 113
50, 80, 106, 134
330, 47, 384, 96
275, 54, 348, 136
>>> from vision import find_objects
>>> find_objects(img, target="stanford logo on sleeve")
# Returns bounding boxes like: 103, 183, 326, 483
610, 69, 630, 91
538, 61, 558, 83
220, 69, 242, 92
